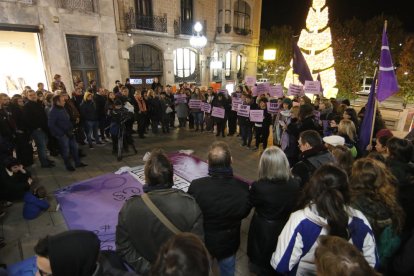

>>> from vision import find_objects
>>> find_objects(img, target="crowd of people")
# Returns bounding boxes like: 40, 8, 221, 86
1, 75, 414, 275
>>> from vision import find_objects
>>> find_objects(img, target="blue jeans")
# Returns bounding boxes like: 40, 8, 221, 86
218, 255, 236, 276
193, 111, 204, 128
57, 135, 80, 167
85, 120, 100, 145
31, 128, 49, 166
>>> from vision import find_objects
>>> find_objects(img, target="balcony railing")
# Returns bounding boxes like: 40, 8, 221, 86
233, 27, 252, 36
56, 0, 96, 13
174, 18, 207, 36
125, 8, 167, 33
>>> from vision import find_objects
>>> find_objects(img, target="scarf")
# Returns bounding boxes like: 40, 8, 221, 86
208, 166, 234, 177
135, 95, 147, 112
143, 183, 173, 193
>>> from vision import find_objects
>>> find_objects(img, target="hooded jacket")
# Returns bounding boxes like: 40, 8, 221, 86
270, 204, 378, 275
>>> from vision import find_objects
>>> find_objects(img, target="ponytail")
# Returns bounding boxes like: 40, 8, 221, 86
300, 164, 350, 239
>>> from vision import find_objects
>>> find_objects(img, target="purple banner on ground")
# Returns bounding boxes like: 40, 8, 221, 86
55, 173, 143, 251
54, 153, 250, 251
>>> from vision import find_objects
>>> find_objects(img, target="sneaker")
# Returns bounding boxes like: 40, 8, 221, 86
66, 166, 75, 172
75, 163, 88, 168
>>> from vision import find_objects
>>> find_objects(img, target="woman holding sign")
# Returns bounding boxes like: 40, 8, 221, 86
190, 88, 205, 132
211, 92, 228, 137
253, 98, 272, 151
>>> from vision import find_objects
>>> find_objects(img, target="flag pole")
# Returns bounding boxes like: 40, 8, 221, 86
369, 20, 388, 145
369, 68, 378, 146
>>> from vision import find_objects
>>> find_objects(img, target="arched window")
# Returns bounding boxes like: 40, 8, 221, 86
217, 0, 231, 33
212, 51, 220, 80
233, 0, 251, 35
136, 0, 152, 16
173, 48, 198, 82
225, 51, 232, 79
237, 54, 244, 79
128, 44, 163, 75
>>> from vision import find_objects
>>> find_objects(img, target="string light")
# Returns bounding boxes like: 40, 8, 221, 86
285, 0, 337, 98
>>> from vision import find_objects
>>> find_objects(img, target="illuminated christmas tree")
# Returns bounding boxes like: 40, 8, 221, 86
285, 0, 337, 98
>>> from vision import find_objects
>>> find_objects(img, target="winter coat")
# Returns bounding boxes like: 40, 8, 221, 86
292, 145, 334, 186
23, 191, 50, 220
247, 177, 300, 270
188, 171, 251, 260
23, 100, 48, 132
94, 94, 107, 118
175, 97, 188, 118
80, 100, 98, 121
116, 188, 204, 273
48, 105, 73, 138
270, 204, 378, 275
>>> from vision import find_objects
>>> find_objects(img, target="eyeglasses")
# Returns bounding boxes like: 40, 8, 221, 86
38, 268, 53, 276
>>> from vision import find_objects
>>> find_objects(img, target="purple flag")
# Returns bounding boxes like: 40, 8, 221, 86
377, 27, 399, 102
358, 74, 377, 152
293, 41, 313, 84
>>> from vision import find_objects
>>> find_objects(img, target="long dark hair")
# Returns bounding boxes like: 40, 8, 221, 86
299, 164, 350, 239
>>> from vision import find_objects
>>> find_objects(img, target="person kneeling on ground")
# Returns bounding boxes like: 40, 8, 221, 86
0, 158, 32, 202
116, 149, 204, 274
34, 229, 136, 276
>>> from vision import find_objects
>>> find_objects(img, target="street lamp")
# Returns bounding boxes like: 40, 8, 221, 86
263, 49, 276, 81
189, 22, 207, 50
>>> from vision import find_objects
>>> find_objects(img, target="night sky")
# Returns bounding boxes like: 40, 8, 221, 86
261, 0, 414, 33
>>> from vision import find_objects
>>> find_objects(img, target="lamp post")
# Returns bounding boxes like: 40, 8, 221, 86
189, 22, 207, 85
263, 49, 276, 82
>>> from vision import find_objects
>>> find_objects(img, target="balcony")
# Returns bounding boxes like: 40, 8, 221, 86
174, 18, 207, 36
233, 27, 252, 36
56, 0, 97, 13
125, 8, 167, 33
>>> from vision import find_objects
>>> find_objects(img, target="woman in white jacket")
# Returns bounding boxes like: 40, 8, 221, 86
270, 164, 378, 275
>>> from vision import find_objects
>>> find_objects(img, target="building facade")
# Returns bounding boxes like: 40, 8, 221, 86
0, 0, 122, 94
0, 0, 261, 94
115, 0, 262, 89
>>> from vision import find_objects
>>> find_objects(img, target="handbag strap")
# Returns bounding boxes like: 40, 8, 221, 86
141, 193, 181, 234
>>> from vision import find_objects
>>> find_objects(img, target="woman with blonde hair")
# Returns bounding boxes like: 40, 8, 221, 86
247, 146, 300, 275
338, 119, 358, 157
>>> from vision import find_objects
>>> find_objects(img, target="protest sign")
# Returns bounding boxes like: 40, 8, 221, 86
245, 76, 256, 86
237, 104, 250, 117
189, 99, 202, 109
288, 84, 304, 96
202, 102, 211, 113
252, 86, 258, 96
232, 98, 243, 111
256, 82, 270, 96
269, 84, 284, 98
267, 102, 280, 114
211, 106, 225, 118
249, 110, 264, 122
174, 94, 187, 104
304, 81, 322, 94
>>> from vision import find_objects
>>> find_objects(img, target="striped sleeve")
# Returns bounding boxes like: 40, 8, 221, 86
270, 210, 306, 273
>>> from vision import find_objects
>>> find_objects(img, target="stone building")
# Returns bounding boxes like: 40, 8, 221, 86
0, 0, 122, 94
0, 0, 261, 94
115, 0, 262, 89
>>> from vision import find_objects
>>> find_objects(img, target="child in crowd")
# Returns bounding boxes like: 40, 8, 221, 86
23, 186, 50, 220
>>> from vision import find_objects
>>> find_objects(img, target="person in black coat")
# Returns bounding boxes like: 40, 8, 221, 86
80, 92, 102, 148
298, 103, 321, 134
188, 141, 251, 276
0, 158, 32, 201
48, 95, 87, 171
292, 130, 334, 187
211, 93, 228, 137
253, 98, 272, 151
238, 94, 254, 147
248, 146, 300, 275
94, 88, 108, 142
22, 90, 54, 168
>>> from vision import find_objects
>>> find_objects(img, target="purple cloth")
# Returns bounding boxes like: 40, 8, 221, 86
54, 153, 251, 250
358, 75, 377, 152
55, 173, 143, 250
377, 27, 399, 102
293, 41, 313, 84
